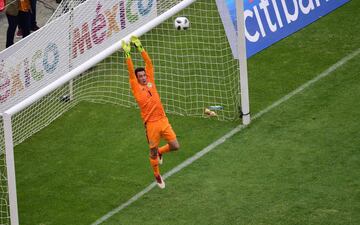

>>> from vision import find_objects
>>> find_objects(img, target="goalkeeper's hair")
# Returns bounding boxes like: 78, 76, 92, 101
135, 67, 145, 77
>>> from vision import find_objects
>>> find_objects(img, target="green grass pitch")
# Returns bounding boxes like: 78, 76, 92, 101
14, 1, 360, 224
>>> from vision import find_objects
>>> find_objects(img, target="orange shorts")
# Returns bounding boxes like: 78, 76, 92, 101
145, 117, 177, 149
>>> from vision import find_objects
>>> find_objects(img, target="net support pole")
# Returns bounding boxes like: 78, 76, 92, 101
236, 0, 251, 125
68, 1, 75, 101
3, 113, 19, 225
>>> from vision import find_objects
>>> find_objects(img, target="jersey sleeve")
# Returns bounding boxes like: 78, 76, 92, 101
141, 50, 155, 83
126, 57, 138, 93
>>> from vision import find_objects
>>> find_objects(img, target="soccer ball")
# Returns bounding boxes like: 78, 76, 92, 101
174, 17, 190, 30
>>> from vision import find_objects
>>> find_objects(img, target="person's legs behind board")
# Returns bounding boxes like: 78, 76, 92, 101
17, 10, 31, 38
6, 14, 18, 48
30, 0, 39, 31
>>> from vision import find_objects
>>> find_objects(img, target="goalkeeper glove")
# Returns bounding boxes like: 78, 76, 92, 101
121, 40, 131, 58
131, 36, 144, 52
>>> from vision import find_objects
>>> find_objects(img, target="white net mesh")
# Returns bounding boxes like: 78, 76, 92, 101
47, 0, 87, 23
0, 0, 240, 223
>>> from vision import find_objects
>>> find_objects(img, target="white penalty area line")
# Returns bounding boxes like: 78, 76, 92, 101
91, 48, 360, 225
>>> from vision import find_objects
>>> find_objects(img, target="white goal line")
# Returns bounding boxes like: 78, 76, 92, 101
91, 47, 360, 225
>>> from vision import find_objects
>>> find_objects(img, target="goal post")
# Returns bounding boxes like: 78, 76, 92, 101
0, 0, 250, 223
2, 113, 18, 225
236, 0, 251, 125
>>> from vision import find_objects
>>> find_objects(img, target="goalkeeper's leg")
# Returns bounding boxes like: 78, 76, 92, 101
158, 139, 179, 165
158, 118, 180, 164
149, 147, 165, 189
146, 122, 165, 189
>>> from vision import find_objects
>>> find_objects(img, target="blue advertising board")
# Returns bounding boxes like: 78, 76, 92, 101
216, 0, 350, 58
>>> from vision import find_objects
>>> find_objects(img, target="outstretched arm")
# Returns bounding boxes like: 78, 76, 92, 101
121, 40, 137, 88
141, 51, 154, 82
131, 36, 154, 83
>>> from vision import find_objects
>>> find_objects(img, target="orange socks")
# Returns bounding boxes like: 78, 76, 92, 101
158, 144, 170, 154
149, 157, 160, 176
150, 145, 170, 176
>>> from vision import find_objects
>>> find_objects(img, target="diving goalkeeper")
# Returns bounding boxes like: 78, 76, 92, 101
121, 36, 180, 189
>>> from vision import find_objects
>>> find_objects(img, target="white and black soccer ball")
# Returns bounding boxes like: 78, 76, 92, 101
174, 17, 190, 30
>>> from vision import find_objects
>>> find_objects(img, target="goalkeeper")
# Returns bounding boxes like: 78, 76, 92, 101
121, 36, 180, 189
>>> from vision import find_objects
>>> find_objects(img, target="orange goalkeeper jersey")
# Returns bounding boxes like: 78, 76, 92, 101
126, 51, 166, 123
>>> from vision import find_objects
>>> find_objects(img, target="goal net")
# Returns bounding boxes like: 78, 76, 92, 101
0, 0, 242, 223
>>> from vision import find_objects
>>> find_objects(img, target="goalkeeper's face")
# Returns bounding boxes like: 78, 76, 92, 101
136, 71, 147, 85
